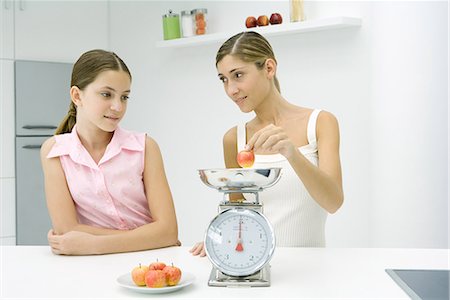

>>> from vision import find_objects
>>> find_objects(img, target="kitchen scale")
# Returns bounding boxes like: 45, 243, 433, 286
198, 168, 282, 287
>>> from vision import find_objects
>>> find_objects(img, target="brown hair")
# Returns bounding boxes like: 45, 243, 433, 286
55, 49, 132, 135
216, 31, 280, 92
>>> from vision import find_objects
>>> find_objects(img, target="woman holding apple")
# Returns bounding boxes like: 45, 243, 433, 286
191, 31, 343, 256
41, 49, 179, 255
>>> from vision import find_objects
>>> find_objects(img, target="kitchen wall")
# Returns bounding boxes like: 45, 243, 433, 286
109, 0, 448, 249
369, 1, 448, 248
1, 1, 447, 249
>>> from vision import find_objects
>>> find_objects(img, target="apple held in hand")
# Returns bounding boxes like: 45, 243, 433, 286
163, 264, 182, 286
269, 13, 283, 25
245, 16, 257, 28
257, 15, 269, 26
237, 150, 255, 168
145, 270, 167, 288
131, 263, 149, 286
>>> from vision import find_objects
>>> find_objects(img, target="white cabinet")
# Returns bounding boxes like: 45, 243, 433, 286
0, 236, 16, 245
0, 178, 16, 244
14, 0, 109, 62
0, 59, 15, 178
0, 59, 15, 243
0, 0, 14, 59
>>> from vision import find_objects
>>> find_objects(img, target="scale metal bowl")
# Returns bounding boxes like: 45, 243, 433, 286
198, 168, 282, 192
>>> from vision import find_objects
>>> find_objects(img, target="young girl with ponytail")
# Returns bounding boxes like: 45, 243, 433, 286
41, 49, 179, 255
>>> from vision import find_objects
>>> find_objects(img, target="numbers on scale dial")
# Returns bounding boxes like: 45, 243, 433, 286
210, 213, 269, 269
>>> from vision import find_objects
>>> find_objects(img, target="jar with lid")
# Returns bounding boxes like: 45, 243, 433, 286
289, 0, 305, 22
191, 8, 207, 35
162, 10, 181, 40
180, 10, 194, 38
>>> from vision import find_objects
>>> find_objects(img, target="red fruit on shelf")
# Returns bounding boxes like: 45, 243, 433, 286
269, 13, 283, 25
257, 15, 269, 26
245, 16, 257, 28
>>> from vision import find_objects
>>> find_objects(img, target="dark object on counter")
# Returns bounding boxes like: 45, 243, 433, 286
385, 269, 449, 300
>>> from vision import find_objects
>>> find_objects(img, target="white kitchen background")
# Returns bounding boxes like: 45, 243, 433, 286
0, 0, 448, 249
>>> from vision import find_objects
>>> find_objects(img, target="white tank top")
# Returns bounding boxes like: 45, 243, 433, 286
237, 109, 327, 247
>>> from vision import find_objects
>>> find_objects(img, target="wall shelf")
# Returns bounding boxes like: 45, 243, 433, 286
156, 16, 362, 48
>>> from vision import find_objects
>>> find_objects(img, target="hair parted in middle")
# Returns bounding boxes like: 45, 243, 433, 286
215, 31, 280, 92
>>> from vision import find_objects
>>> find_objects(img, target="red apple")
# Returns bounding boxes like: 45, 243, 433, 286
269, 13, 283, 25
245, 16, 257, 28
131, 263, 149, 286
145, 270, 167, 288
163, 264, 182, 286
237, 150, 255, 168
257, 15, 269, 26
149, 260, 166, 271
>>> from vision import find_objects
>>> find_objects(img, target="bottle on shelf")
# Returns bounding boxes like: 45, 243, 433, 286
162, 10, 181, 40
290, 0, 305, 22
192, 8, 208, 35
181, 10, 194, 38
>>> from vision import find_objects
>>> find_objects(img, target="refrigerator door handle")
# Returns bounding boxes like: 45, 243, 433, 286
22, 145, 42, 149
22, 125, 57, 130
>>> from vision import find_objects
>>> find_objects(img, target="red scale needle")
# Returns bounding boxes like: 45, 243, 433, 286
235, 218, 244, 252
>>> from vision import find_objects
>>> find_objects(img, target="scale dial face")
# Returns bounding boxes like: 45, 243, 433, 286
204, 208, 275, 277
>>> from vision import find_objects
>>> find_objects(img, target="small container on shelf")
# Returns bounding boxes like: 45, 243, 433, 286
181, 10, 194, 38
192, 8, 207, 35
162, 10, 181, 40
290, 0, 305, 22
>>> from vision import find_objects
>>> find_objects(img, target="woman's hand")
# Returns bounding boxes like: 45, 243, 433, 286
189, 241, 206, 257
47, 229, 98, 255
246, 124, 297, 159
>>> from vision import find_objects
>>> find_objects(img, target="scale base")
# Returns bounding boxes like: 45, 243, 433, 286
208, 265, 271, 287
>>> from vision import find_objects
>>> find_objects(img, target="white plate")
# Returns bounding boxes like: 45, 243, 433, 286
116, 271, 195, 294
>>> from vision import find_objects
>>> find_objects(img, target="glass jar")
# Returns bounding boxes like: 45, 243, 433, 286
289, 0, 305, 22
162, 10, 181, 40
191, 8, 207, 35
181, 10, 194, 38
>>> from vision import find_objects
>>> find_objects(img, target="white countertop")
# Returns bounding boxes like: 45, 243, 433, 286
1, 246, 448, 299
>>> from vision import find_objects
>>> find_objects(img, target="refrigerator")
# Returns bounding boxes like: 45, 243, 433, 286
15, 60, 72, 245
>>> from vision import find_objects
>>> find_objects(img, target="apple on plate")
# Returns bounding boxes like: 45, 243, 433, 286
163, 264, 182, 286
245, 16, 257, 28
257, 15, 269, 26
237, 150, 255, 168
270, 13, 283, 25
145, 270, 167, 288
149, 260, 166, 271
131, 263, 149, 286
